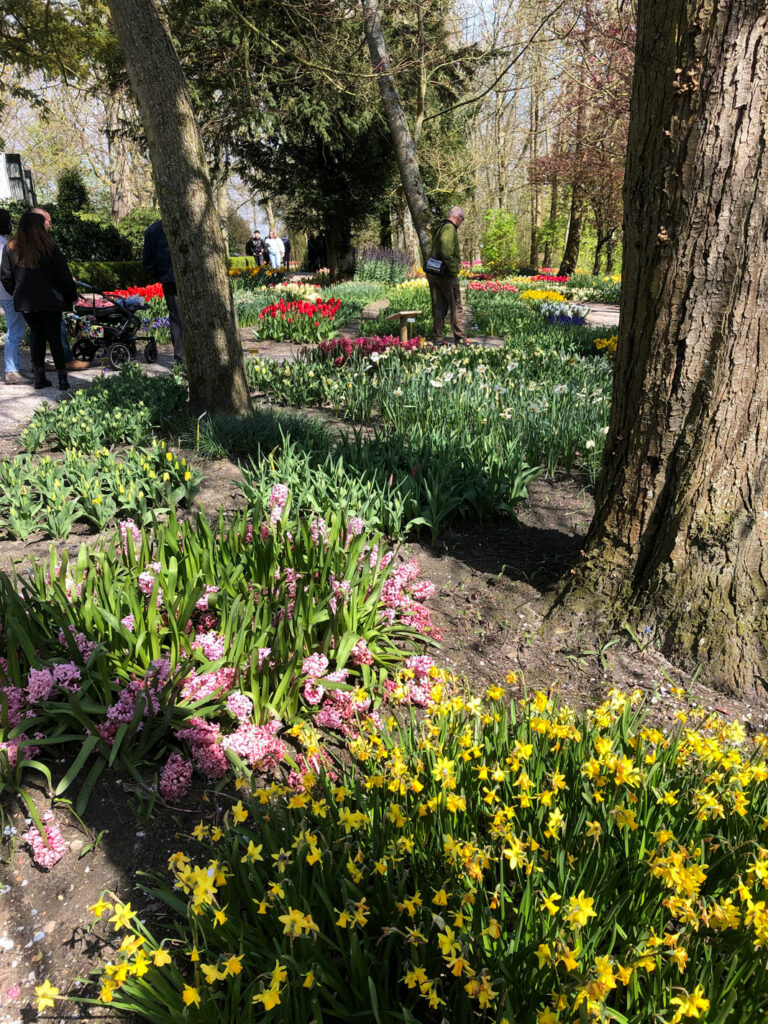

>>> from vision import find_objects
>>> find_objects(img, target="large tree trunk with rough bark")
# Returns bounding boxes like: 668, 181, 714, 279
361, 0, 432, 262
552, 0, 768, 694
104, 0, 250, 417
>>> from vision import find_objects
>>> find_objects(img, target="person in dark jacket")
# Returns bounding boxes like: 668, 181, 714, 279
142, 219, 184, 363
281, 235, 291, 270
0, 210, 77, 390
245, 230, 266, 265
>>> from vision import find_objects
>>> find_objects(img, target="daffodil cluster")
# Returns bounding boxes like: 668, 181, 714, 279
63, 683, 768, 1022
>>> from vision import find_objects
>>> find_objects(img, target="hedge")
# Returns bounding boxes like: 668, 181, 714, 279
69, 258, 257, 291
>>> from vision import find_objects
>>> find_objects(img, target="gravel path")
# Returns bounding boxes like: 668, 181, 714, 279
584, 303, 620, 328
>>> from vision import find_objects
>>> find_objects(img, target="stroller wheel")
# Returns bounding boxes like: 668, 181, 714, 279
109, 342, 132, 369
71, 340, 94, 363
144, 339, 158, 363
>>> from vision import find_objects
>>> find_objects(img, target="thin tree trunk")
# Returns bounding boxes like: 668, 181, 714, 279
361, 0, 431, 261
265, 198, 276, 234
552, 0, 768, 694
104, 0, 250, 417
558, 186, 584, 275
104, 87, 134, 222
543, 175, 558, 268
605, 234, 616, 274
529, 86, 540, 269
216, 175, 228, 253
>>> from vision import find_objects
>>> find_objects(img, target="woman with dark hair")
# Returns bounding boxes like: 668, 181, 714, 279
0, 210, 77, 390
0, 208, 29, 385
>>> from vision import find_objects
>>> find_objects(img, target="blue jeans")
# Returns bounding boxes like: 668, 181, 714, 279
1, 298, 26, 373
269, 252, 281, 269
60, 319, 74, 362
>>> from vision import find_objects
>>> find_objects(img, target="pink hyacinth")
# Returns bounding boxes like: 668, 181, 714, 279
58, 625, 98, 662
118, 519, 142, 558
302, 652, 329, 680
221, 722, 285, 770
191, 631, 227, 661
195, 585, 219, 611
175, 717, 229, 780
159, 753, 193, 802
350, 639, 374, 666
303, 681, 325, 705
0, 734, 40, 768
26, 667, 55, 704
226, 692, 254, 723
22, 811, 67, 869
121, 613, 135, 632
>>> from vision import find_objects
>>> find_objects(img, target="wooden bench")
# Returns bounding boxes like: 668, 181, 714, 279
385, 309, 422, 344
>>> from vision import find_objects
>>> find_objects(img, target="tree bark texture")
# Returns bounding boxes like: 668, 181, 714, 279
104, 0, 250, 417
361, 0, 432, 262
555, 0, 768, 693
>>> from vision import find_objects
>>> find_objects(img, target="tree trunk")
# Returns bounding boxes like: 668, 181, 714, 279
605, 234, 616, 274
558, 186, 584, 276
265, 198, 276, 235
529, 87, 541, 269
104, 0, 250, 417
104, 87, 133, 223
216, 175, 228, 253
552, 0, 768, 694
542, 175, 558, 268
360, 0, 432, 262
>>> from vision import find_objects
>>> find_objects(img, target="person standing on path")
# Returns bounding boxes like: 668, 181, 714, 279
425, 206, 466, 346
142, 219, 184, 364
265, 230, 285, 270
0, 210, 77, 391
31, 207, 90, 372
0, 209, 30, 385
245, 229, 266, 265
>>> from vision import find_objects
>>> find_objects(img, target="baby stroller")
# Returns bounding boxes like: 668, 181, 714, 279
66, 282, 158, 369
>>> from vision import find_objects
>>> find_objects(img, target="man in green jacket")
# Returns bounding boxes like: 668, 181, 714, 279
425, 206, 466, 345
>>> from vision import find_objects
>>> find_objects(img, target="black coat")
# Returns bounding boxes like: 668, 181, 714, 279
0, 243, 77, 313
142, 219, 175, 285
245, 236, 266, 259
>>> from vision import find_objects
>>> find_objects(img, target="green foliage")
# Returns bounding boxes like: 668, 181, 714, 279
56, 167, 92, 215
68, 260, 150, 291
68, 687, 768, 1022
20, 363, 188, 454
117, 208, 162, 260
564, 273, 622, 304
480, 210, 519, 276
0, 442, 200, 540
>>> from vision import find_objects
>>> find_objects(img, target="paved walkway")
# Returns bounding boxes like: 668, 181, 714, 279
584, 303, 620, 329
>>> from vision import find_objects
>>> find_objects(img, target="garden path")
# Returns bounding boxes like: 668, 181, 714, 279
584, 303, 620, 328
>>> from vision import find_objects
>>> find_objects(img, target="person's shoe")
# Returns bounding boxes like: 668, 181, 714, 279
57, 370, 70, 391
4, 371, 27, 385
34, 367, 51, 390
66, 359, 90, 371
18, 369, 34, 380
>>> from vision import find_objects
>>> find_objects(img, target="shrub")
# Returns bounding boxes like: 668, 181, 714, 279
69, 261, 150, 291
480, 210, 518, 276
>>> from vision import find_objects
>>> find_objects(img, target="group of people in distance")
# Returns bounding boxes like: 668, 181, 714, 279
245, 229, 291, 270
